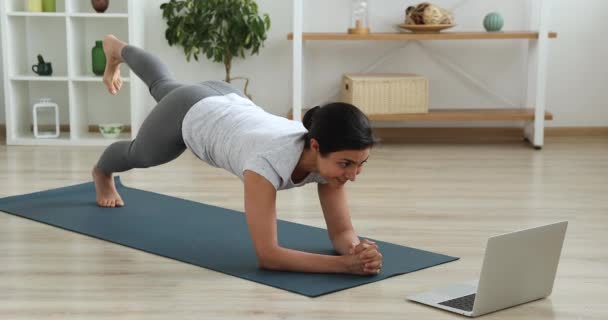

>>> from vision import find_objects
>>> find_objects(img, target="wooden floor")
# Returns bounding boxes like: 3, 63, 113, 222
0, 137, 606, 319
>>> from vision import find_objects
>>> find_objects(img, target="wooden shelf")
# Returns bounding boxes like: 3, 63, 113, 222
287, 31, 558, 41
70, 13, 129, 18
289, 108, 553, 122
368, 108, 553, 121
11, 75, 69, 81
7, 12, 66, 17
71, 76, 130, 82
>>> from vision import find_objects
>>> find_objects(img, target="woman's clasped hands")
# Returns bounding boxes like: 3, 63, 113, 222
345, 239, 383, 275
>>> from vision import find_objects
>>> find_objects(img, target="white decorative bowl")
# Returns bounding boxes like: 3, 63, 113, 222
99, 123, 124, 139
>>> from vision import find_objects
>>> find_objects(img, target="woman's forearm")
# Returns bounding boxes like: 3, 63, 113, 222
259, 247, 348, 273
331, 230, 360, 255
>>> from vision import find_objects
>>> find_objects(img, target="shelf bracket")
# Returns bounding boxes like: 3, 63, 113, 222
292, 0, 303, 122
525, 0, 551, 148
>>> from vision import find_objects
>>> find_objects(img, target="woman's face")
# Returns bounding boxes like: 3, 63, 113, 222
316, 147, 370, 187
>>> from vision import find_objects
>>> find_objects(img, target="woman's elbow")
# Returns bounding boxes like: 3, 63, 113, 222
257, 259, 277, 271
256, 248, 282, 270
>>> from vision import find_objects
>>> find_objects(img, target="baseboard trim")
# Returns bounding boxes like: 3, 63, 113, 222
19, 124, 132, 133
1, 125, 606, 145
374, 127, 608, 143
545, 127, 608, 137
28, 125, 133, 133
374, 127, 521, 143
0, 125, 132, 144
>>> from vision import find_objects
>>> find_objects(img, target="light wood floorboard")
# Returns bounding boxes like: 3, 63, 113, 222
0, 137, 606, 319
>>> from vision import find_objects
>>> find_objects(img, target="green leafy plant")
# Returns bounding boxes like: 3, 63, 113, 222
160, 0, 271, 92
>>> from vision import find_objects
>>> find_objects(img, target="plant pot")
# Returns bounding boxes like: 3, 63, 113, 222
91, 0, 109, 13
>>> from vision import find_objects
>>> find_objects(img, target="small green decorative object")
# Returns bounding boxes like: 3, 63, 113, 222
99, 123, 124, 139
27, 0, 43, 12
42, 0, 56, 12
91, 40, 106, 76
483, 12, 504, 32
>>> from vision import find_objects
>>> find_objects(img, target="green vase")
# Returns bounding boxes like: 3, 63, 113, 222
42, 0, 56, 12
483, 12, 504, 32
91, 40, 106, 76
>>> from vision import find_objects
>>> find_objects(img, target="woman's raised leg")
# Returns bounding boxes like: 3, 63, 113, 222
102, 34, 185, 101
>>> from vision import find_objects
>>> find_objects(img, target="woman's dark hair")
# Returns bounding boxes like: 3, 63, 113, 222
302, 102, 378, 156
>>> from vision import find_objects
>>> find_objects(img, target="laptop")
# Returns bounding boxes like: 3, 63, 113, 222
407, 221, 568, 317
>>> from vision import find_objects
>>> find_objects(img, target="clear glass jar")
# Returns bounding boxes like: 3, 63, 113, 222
349, 0, 370, 34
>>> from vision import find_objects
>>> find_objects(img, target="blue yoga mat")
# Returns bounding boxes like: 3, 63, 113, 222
0, 177, 458, 297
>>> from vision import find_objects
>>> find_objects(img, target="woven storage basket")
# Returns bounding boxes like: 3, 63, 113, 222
341, 73, 428, 114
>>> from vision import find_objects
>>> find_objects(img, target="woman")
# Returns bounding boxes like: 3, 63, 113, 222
93, 35, 383, 276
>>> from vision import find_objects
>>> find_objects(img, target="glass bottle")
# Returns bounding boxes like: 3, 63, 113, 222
348, 0, 370, 34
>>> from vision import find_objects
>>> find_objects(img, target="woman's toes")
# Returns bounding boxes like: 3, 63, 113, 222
105, 82, 115, 95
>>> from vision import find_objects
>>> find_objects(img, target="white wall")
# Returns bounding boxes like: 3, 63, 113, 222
546, 0, 608, 126
2, 0, 607, 127
0, 32, 4, 124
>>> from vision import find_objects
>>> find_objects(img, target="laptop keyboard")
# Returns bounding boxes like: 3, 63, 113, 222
439, 293, 476, 312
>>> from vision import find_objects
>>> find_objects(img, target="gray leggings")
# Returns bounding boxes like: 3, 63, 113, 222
96, 45, 245, 175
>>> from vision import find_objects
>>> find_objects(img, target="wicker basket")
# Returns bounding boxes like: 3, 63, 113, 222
341, 73, 428, 114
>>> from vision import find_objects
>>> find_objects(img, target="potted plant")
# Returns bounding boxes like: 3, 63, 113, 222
160, 0, 271, 99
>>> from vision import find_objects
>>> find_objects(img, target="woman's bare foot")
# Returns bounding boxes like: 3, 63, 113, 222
92, 166, 125, 208
102, 34, 127, 95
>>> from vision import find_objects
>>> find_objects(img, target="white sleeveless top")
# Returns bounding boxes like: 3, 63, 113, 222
181, 93, 326, 190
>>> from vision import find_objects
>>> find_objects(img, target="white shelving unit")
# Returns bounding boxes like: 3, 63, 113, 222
290, 0, 555, 149
0, 0, 145, 146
